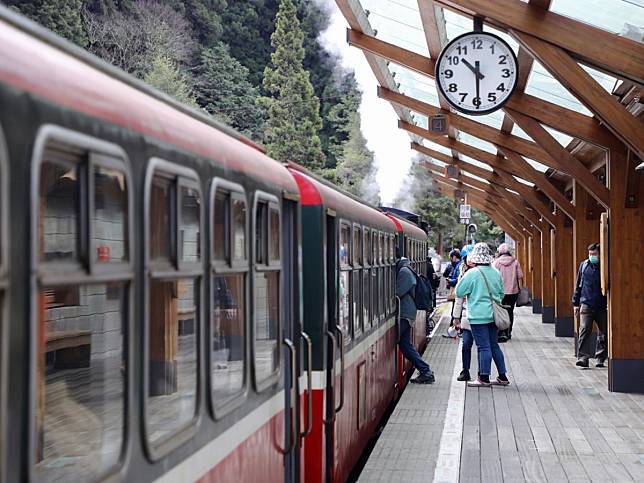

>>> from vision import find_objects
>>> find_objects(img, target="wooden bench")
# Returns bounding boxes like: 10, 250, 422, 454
46, 330, 91, 369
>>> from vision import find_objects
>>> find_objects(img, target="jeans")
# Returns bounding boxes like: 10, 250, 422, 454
462, 329, 474, 371
500, 293, 519, 338
470, 322, 507, 376
399, 319, 431, 375
577, 304, 607, 362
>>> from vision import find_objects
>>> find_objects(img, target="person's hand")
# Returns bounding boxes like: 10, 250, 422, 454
573, 306, 580, 318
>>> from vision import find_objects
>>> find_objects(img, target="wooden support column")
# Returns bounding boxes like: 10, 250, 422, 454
540, 220, 555, 323
607, 148, 644, 394
572, 180, 603, 352
530, 229, 543, 314
553, 210, 574, 337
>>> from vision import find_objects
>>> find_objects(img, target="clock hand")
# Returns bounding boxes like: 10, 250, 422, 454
462, 58, 485, 80
475, 60, 481, 109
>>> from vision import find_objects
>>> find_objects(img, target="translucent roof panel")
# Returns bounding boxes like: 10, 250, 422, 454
421, 139, 452, 157
525, 60, 593, 116
580, 64, 618, 93
463, 171, 489, 184
543, 125, 574, 147
461, 110, 505, 130
443, 9, 520, 53
513, 176, 535, 187
550, 0, 644, 35
458, 132, 497, 155
389, 63, 441, 105
525, 158, 549, 173
460, 155, 493, 172
511, 124, 534, 141
362, 0, 429, 56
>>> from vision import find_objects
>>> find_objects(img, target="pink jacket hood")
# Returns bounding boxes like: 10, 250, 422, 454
495, 254, 516, 266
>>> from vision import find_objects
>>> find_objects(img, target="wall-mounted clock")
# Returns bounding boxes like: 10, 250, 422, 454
435, 31, 518, 115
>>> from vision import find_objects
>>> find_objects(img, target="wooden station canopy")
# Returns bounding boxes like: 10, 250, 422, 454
335, 0, 644, 393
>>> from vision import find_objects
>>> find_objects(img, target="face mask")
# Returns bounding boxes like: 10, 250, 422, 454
589, 255, 599, 264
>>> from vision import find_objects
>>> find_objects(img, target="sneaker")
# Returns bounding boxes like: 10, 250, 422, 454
491, 377, 510, 386
576, 358, 589, 368
411, 373, 435, 384
457, 370, 471, 382
467, 378, 491, 387
595, 359, 606, 368
498, 335, 508, 343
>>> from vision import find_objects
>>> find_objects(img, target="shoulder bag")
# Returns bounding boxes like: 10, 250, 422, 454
478, 269, 511, 331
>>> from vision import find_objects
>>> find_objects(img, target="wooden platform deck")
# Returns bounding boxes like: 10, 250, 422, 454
358, 306, 644, 483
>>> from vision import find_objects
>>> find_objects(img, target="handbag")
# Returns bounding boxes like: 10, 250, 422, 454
447, 286, 456, 301
516, 286, 531, 307
478, 269, 512, 331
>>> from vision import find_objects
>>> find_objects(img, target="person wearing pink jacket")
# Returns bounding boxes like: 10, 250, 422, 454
492, 243, 524, 342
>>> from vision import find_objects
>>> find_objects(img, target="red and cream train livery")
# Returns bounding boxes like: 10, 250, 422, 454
0, 8, 429, 483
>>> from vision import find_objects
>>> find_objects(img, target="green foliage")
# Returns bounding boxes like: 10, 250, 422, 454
6, 0, 88, 47
182, 0, 227, 48
144, 54, 196, 106
194, 43, 263, 138
259, 0, 325, 170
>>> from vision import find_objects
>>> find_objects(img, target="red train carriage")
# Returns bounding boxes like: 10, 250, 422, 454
288, 165, 428, 483
0, 8, 305, 483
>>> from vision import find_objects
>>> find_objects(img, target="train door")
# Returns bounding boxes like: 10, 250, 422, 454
324, 212, 337, 482
282, 199, 301, 483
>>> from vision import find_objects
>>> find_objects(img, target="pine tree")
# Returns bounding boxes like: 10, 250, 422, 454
194, 43, 263, 138
144, 54, 196, 106
259, 0, 325, 170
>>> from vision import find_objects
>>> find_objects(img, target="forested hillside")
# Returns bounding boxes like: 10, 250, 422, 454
3, 0, 380, 204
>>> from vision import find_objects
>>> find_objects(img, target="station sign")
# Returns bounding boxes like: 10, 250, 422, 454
429, 114, 448, 134
460, 218, 470, 225
459, 204, 471, 219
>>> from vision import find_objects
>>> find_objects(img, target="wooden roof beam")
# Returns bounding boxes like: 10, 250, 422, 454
511, 31, 644, 160
432, 0, 644, 84
505, 107, 610, 207
347, 30, 616, 147
400, 119, 575, 219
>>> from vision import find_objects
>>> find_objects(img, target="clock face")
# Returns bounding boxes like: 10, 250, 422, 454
435, 32, 518, 115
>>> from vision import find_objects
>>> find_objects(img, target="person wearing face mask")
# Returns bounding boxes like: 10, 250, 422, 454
572, 243, 607, 368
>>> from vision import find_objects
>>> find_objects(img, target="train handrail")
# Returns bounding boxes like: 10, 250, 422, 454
300, 332, 313, 439
323, 330, 337, 425
334, 324, 345, 414
278, 337, 297, 454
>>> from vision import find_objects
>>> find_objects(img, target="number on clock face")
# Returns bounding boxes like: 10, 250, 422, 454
435, 32, 518, 115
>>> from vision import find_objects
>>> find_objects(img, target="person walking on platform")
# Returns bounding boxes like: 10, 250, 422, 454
492, 243, 524, 342
456, 243, 510, 387
396, 256, 435, 384
573, 243, 607, 368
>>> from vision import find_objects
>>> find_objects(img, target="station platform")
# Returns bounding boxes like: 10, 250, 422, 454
358, 306, 644, 483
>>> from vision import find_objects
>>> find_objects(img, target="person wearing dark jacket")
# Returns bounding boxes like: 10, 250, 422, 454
426, 256, 439, 308
572, 243, 607, 368
396, 257, 435, 384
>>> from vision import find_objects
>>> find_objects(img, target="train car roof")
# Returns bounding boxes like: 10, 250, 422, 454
385, 213, 427, 240
0, 10, 298, 195
288, 166, 395, 233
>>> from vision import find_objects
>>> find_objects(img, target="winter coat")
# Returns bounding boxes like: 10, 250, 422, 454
455, 266, 505, 325
451, 266, 471, 330
572, 260, 607, 309
443, 260, 460, 288
492, 254, 524, 295
396, 258, 417, 323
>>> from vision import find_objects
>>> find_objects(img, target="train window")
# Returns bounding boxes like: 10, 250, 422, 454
34, 134, 131, 482
180, 186, 201, 262
340, 224, 350, 266
269, 208, 280, 262
93, 165, 128, 263
364, 228, 371, 265
146, 165, 200, 451
213, 191, 229, 261
370, 233, 377, 322
211, 180, 248, 412
353, 226, 361, 266
253, 194, 282, 388
40, 158, 79, 263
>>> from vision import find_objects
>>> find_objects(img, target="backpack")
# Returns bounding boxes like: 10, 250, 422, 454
400, 265, 433, 311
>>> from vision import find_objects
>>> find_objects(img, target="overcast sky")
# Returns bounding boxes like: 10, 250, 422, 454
318, 2, 413, 204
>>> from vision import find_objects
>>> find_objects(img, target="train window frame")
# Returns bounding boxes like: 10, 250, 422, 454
209, 178, 249, 418
0, 125, 7, 483
338, 220, 352, 343
251, 191, 283, 393
143, 158, 203, 460
29, 125, 134, 483
362, 227, 371, 331
351, 224, 363, 337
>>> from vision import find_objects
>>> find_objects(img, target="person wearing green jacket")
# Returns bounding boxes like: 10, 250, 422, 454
455, 243, 510, 387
